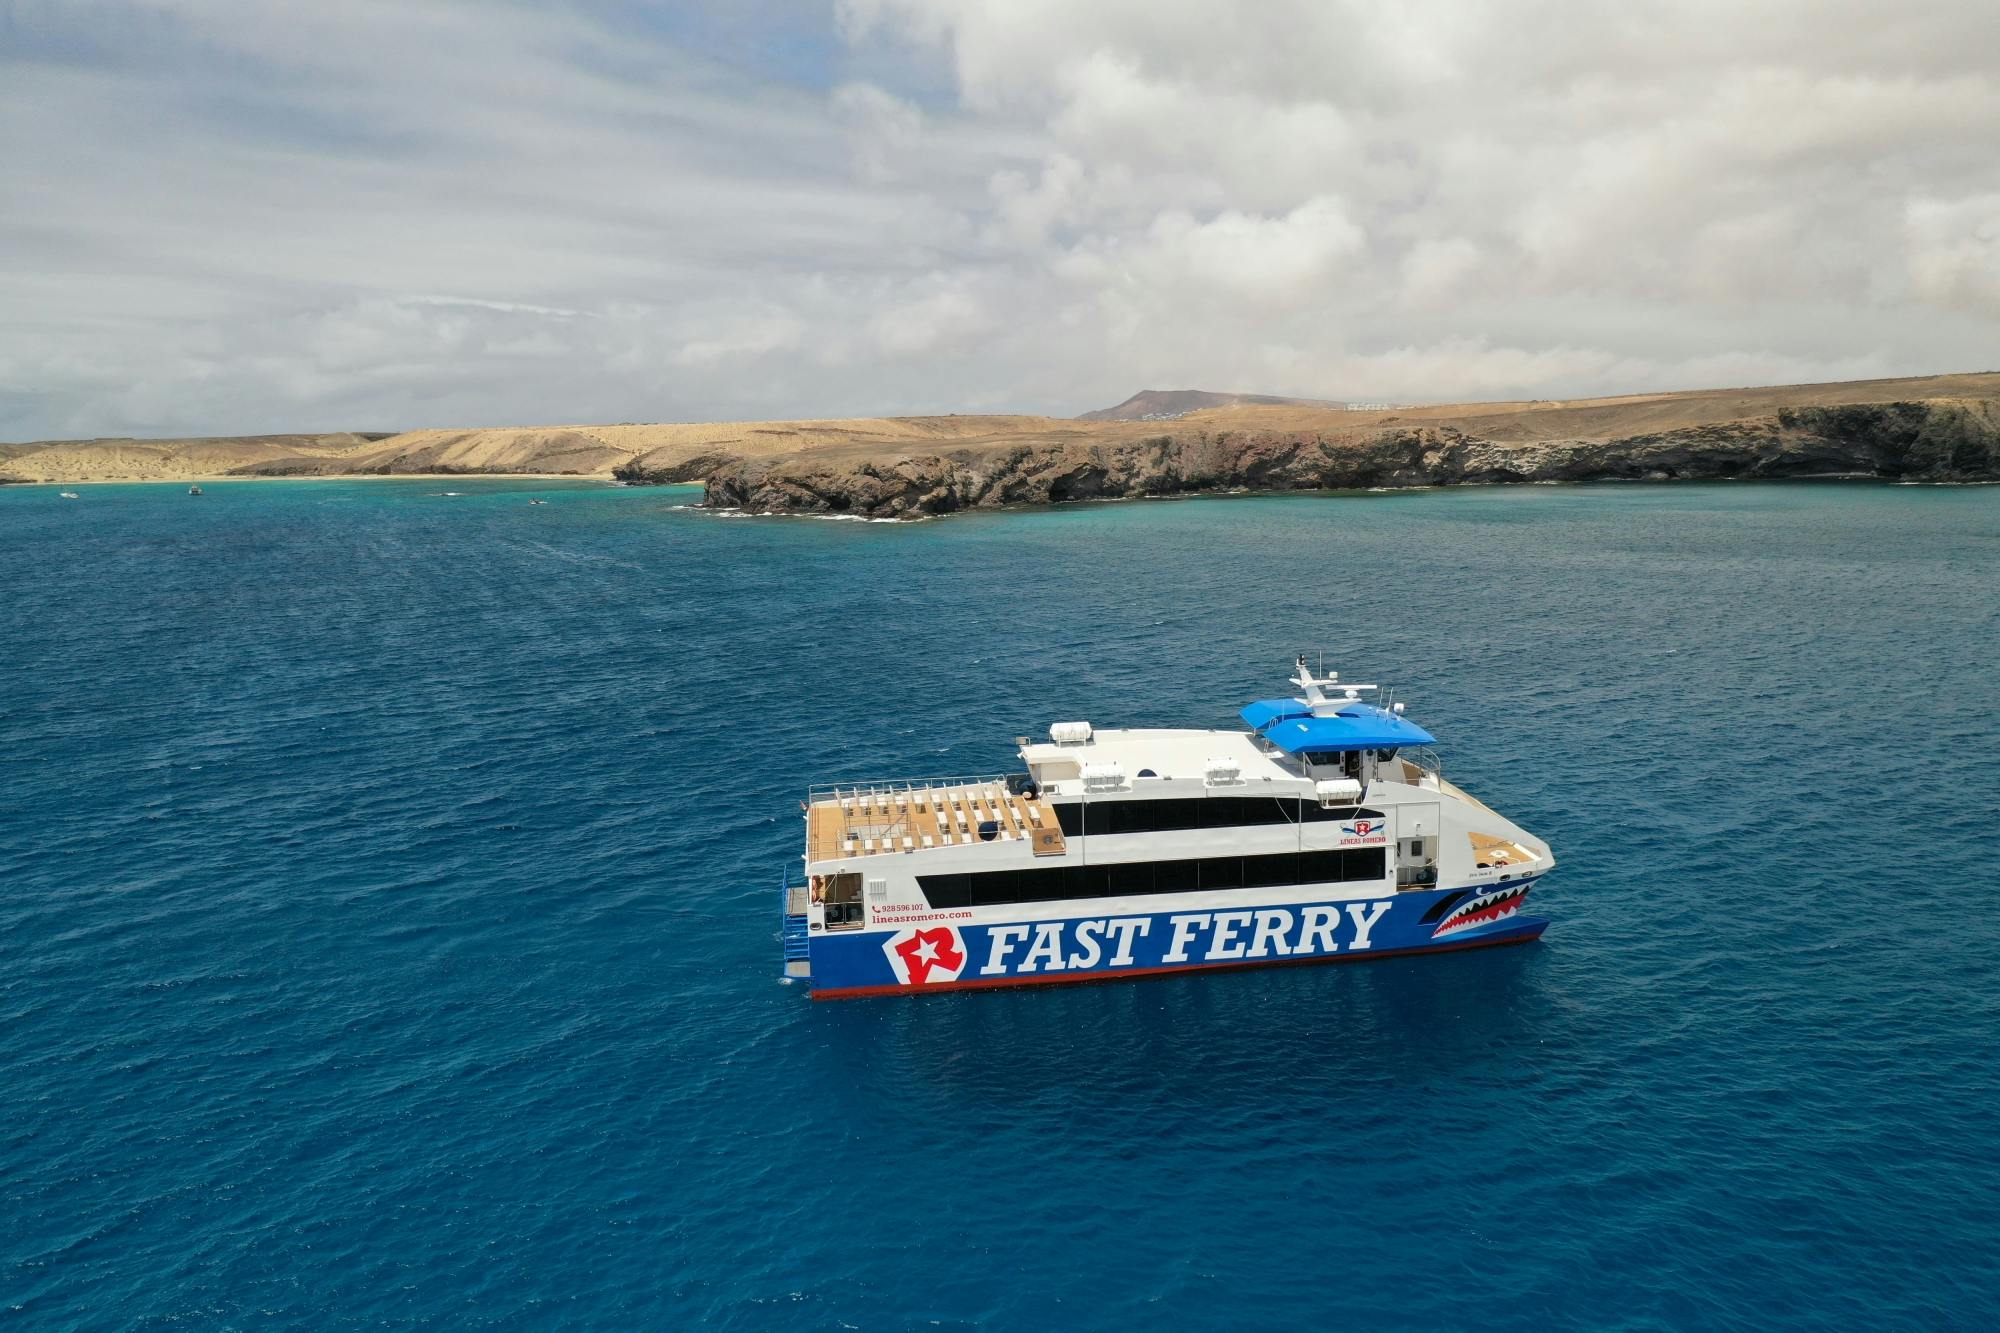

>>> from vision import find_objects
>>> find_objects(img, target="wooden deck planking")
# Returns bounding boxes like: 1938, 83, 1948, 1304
806, 783, 1066, 863
1468, 830, 1535, 868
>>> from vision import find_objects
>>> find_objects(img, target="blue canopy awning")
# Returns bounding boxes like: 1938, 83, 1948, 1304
1238, 698, 1313, 731
1255, 705, 1436, 754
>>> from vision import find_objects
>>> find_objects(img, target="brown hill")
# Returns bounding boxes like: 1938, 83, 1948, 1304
698, 372, 2000, 516
0, 433, 394, 483
0, 415, 1085, 484
5, 371, 1997, 491
1078, 389, 1339, 421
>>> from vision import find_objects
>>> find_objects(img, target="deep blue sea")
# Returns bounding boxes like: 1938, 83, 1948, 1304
3, 478, 1997, 1329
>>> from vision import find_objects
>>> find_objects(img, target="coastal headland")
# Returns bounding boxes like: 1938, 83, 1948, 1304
7, 372, 1997, 514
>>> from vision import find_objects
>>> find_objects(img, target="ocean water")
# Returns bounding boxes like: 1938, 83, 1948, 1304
3, 478, 1997, 1329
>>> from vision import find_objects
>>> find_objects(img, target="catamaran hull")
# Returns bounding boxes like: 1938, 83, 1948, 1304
801, 878, 1547, 999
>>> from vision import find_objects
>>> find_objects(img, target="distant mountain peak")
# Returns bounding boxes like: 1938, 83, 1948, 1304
1077, 389, 1339, 421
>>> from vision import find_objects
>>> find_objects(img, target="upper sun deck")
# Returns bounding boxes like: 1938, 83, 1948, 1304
1020, 728, 1297, 796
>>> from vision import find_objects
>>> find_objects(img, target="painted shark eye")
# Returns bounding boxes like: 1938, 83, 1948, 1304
1419, 891, 1471, 924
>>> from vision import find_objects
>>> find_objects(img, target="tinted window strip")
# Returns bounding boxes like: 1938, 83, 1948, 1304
918, 848, 1388, 909
1048, 799, 1382, 838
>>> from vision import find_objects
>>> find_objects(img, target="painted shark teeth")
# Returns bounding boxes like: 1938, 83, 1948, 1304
1432, 884, 1532, 938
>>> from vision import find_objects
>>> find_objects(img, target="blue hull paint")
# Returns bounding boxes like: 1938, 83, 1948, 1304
806, 878, 1545, 996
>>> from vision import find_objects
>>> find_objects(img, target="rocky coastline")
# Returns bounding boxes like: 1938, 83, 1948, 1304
7, 374, 1996, 495
693, 400, 2000, 518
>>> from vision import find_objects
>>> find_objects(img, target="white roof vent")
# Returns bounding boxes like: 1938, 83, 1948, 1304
1316, 778, 1364, 807
1080, 761, 1126, 790
1049, 721, 1093, 745
1203, 757, 1243, 786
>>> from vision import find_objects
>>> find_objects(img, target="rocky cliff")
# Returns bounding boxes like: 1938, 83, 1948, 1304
700, 399, 2000, 518
611, 451, 748, 485
9, 372, 1996, 491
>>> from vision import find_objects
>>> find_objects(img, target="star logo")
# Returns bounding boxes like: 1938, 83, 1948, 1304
884, 926, 967, 985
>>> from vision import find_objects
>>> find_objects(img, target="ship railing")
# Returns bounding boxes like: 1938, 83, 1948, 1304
806, 773, 1034, 857
1398, 747, 1444, 788
806, 773, 1018, 808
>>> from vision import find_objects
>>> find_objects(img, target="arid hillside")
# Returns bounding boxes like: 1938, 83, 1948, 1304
0, 415, 1082, 484
0, 433, 395, 483
1078, 389, 1340, 421
691, 372, 2000, 516
4, 372, 1996, 497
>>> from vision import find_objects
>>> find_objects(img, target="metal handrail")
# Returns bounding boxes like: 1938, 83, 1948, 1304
1401, 746, 1444, 781
806, 772, 1015, 804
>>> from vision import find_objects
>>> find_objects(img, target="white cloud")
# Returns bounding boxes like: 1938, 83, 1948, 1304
674, 311, 809, 367
986, 153, 1086, 247
1907, 194, 2000, 317
832, 81, 926, 184
1399, 239, 1483, 309
2, 0, 1998, 440
1074, 196, 1367, 308
866, 283, 990, 357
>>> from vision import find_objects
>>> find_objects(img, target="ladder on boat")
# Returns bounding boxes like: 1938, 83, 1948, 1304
780, 869, 811, 982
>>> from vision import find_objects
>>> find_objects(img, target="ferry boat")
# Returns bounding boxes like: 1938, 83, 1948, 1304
781, 658, 1554, 998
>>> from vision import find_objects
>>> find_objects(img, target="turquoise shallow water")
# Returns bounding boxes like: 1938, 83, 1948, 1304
3, 478, 1998, 1328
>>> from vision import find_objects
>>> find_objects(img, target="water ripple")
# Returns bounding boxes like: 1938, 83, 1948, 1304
2, 479, 1997, 1327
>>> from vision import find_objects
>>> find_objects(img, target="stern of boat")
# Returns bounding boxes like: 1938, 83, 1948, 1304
779, 869, 811, 983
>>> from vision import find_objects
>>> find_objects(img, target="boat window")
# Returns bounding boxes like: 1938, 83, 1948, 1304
819, 871, 867, 930
919, 874, 973, 909
915, 849, 1386, 909
1299, 804, 1386, 824
1242, 853, 1299, 888
1199, 798, 1244, 828
1106, 801, 1155, 835
978, 868, 1022, 901
1064, 865, 1110, 899
1106, 861, 1153, 895
1202, 797, 1292, 827
1201, 857, 1244, 890
1301, 849, 1386, 883
1054, 796, 1339, 837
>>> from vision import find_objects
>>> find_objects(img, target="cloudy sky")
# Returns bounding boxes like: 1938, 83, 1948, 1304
4, 0, 1998, 439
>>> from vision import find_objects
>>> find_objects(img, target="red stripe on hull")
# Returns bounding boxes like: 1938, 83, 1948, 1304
810, 921, 1547, 1000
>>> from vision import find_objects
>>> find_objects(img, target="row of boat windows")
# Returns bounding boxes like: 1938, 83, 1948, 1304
1051, 798, 1385, 837
918, 848, 1389, 909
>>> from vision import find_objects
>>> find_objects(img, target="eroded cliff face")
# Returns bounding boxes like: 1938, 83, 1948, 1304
696, 399, 2000, 517
611, 451, 744, 484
